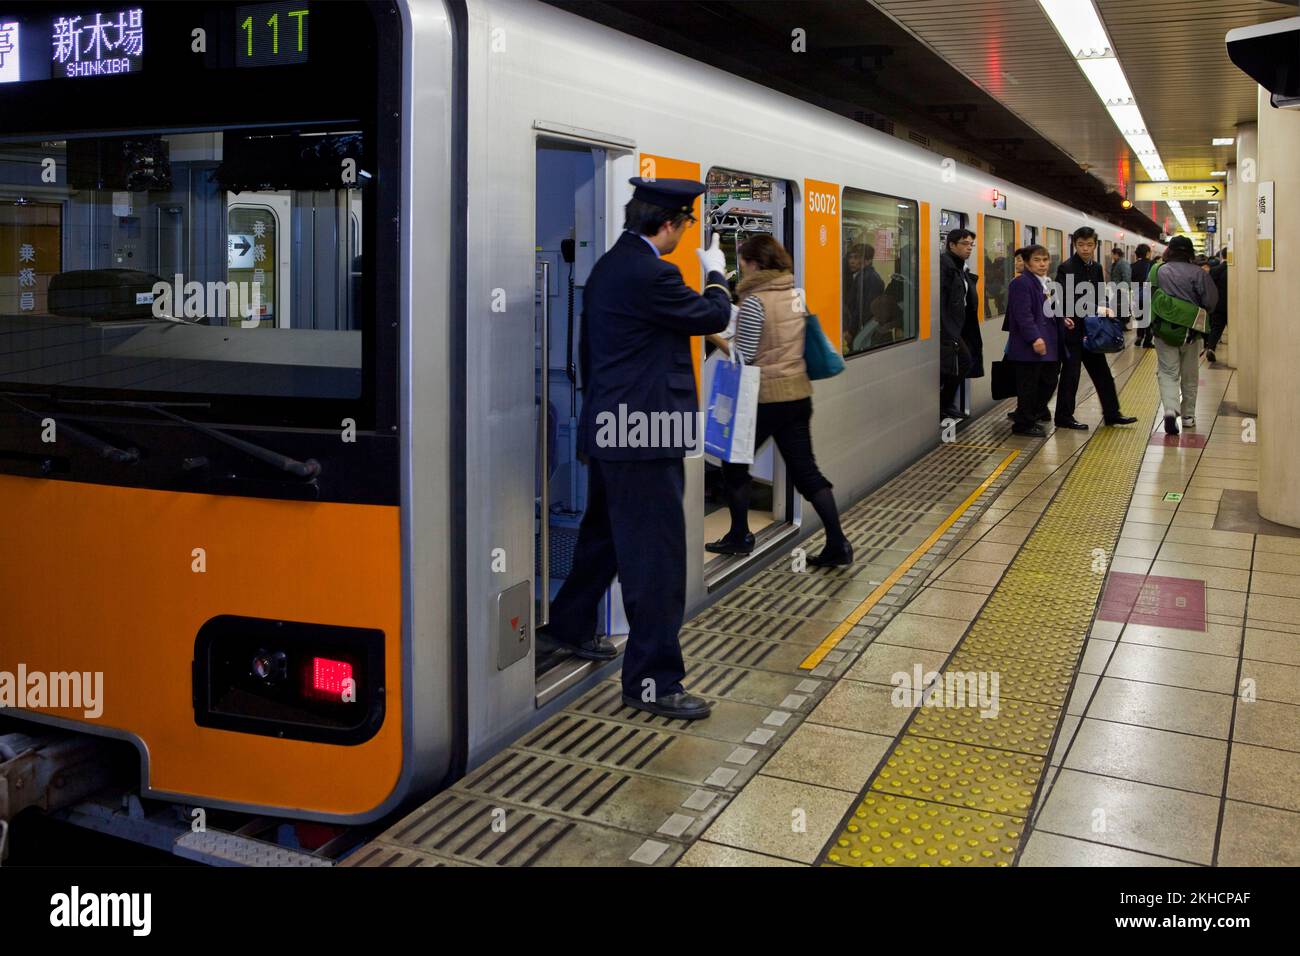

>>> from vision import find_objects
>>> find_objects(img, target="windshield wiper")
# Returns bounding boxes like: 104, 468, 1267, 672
145, 404, 321, 479
0, 395, 139, 464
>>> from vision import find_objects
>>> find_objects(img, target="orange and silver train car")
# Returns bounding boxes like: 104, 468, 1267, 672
0, 0, 1139, 828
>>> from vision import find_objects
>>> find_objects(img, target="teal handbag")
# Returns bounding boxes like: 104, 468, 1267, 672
804, 312, 845, 380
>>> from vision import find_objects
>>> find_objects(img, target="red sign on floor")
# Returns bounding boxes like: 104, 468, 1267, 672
1149, 432, 1207, 448
1099, 572, 1207, 631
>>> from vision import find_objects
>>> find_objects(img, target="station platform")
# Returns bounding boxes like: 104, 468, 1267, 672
348, 340, 1297, 868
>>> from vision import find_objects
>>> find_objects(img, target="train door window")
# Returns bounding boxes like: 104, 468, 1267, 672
1046, 227, 1064, 275
227, 196, 290, 328
533, 137, 620, 672
983, 215, 1015, 318
843, 188, 918, 357
1023, 224, 1039, 247
939, 208, 968, 248
701, 167, 795, 578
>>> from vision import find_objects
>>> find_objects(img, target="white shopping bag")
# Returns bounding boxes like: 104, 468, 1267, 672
703, 347, 760, 464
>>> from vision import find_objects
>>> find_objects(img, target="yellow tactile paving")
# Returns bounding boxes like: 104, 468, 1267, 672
825, 793, 1023, 867
822, 352, 1161, 866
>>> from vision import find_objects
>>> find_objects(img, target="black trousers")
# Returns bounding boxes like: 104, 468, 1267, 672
1053, 338, 1120, 422
1205, 314, 1227, 351
940, 374, 962, 413
720, 397, 832, 501
1013, 361, 1060, 429
548, 456, 687, 699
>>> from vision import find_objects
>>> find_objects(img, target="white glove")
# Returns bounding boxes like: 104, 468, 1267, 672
697, 233, 726, 277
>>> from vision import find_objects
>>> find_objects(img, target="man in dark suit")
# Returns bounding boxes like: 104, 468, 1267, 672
1051, 226, 1138, 429
540, 177, 731, 720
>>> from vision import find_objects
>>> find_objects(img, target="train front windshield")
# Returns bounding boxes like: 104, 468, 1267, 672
0, 1, 396, 430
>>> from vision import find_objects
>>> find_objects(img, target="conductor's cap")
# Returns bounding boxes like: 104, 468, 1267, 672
628, 177, 705, 215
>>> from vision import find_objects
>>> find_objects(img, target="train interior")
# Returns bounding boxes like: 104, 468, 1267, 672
0, 130, 366, 398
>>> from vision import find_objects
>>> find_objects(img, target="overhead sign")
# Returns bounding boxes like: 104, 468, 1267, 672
1134, 181, 1224, 202
1258, 181, 1275, 272
52, 8, 144, 78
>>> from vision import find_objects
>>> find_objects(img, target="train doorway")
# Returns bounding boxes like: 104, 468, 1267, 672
938, 208, 971, 419
533, 137, 630, 683
700, 167, 798, 587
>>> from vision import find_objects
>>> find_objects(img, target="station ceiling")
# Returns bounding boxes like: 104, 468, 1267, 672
872, 0, 1297, 235
545, 0, 1295, 241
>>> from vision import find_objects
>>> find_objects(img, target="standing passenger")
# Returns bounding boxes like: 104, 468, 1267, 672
1150, 235, 1218, 434
706, 235, 852, 567
939, 228, 982, 420
1204, 254, 1229, 363
1051, 227, 1138, 429
1132, 244, 1155, 348
1005, 245, 1061, 436
540, 177, 731, 720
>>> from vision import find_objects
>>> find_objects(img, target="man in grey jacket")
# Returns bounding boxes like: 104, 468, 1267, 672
1153, 236, 1218, 435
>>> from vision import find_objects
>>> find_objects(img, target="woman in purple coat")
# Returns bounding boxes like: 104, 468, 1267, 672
1005, 244, 1061, 436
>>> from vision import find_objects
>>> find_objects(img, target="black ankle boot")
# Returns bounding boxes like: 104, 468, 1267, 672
808, 539, 853, 567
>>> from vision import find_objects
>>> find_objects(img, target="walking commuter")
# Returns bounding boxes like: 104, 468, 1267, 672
1051, 226, 1139, 429
1132, 244, 1155, 348
1005, 245, 1062, 437
939, 228, 983, 420
705, 235, 853, 567
540, 177, 731, 720
1204, 254, 1229, 363
1149, 235, 1218, 435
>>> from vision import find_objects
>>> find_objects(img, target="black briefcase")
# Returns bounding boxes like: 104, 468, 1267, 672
990, 359, 1016, 400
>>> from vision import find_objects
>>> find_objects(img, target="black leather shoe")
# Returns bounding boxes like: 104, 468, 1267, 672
1037, 410, 1052, 422
1055, 419, 1089, 430
622, 691, 712, 720
808, 540, 854, 567
1105, 415, 1138, 425
538, 628, 618, 661
941, 407, 964, 420
1012, 425, 1046, 437
1163, 414, 1179, 436
705, 533, 754, 555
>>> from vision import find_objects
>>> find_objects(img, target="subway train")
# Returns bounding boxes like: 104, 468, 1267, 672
0, 0, 1149, 828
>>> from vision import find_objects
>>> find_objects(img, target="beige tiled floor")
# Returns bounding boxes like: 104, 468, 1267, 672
696, 357, 1300, 867
1031, 365, 1300, 865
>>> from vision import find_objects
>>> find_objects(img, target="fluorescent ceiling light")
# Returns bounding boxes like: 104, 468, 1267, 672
1038, 0, 1112, 56
1166, 200, 1191, 232
1211, 170, 1227, 176
1212, 137, 1235, 146
1038, 1, 1172, 195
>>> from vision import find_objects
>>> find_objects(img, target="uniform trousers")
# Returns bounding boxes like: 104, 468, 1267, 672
547, 456, 688, 700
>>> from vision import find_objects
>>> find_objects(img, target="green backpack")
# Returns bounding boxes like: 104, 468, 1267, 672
1148, 261, 1209, 347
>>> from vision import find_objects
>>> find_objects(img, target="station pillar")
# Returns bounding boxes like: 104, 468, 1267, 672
1256, 89, 1300, 528
1230, 118, 1258, 412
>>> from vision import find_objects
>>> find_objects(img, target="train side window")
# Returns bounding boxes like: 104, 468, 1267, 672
982, 214, 1015, 318
1046, 227, 1064, 275
842, 187, 918, 357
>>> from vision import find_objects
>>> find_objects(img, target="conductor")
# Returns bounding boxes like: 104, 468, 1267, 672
539, 177, 732, 720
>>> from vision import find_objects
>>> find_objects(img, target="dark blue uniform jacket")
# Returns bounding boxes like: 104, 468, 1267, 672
578, 231, 732, 460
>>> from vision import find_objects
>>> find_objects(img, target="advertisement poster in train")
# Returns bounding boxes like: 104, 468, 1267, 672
1257, 181, 1274, 271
